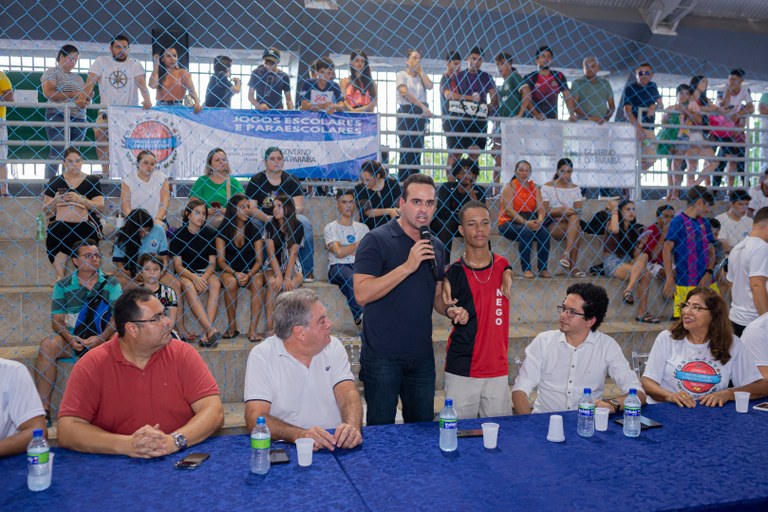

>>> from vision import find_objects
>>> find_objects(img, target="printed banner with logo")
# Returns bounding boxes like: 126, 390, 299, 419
500, 119, 637, 188
109, 107, 379, 180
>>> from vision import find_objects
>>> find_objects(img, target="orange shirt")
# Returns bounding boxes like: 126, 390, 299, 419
157, 68, 188, 102
499, 178, 538, 224
345, 83, 372, 109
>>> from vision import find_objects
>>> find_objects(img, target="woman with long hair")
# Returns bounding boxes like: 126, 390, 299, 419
120, 150, 170, 227
340, 49, 377, 112
541, 158, 584, 276
642, 287, 768, 407
190, 147, 245, 228
263, 195, 304, 334
216, 194, 264, 342
603, 199, 658, 323
170, 198, 222, 347
149, 46, 202, 113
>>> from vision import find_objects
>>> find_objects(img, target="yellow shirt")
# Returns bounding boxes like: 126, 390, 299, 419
0, 71, 11, 119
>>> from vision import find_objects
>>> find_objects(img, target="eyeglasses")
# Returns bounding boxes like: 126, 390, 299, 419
132, 309, 172, 325
638, 71, 652, 76
77, 252, 101, 260
680, 302, 710, 314
557, 305, 586, 317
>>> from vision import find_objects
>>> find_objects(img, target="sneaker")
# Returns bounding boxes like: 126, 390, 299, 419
304, 272, 315, 283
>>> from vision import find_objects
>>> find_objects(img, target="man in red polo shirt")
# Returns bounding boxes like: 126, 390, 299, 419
57, 288, 223, 458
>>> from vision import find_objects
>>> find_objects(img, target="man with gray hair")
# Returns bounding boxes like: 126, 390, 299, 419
569, 56, 615, 124
243, 289, 363, 451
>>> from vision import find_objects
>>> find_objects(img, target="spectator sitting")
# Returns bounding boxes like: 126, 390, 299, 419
138, 253, 179, 338
248, 48, 292, 110
569, 56, 615, 124
542, 158, 585, 276
498, 159, 551, 279
57, 288, 224, 457
748, 168, 768, 216
42, 147, 104, 281
324, 189, 369, 326
189, 148, 245, 229
604, 199, 659, 324
431, 158, 486, 264
40, 44, 88, 180
622, 62, 663, 171
149, 46, 202, 113
264, 195, 305, 336
742, 312, 768, 380
639, 204, 675, 279
170, 198, 222, 348
299, 57, 344, 113
715, 190, 753, 253
642, 287, 768, 407
354, 160, 401, 231
0, 358, 46, 457
243, 289, 363, 450
524, 45, 575, 120
215, 194, 264, 343
204, 55, 241, 108
120, 150, 170, 229
245, 146, 315, 282
340, 49, 377, 112
33, 240, 121, 426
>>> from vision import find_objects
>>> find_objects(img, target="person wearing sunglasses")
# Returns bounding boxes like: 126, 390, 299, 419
622, 62, 663, 171
642, 287, 768, 408
512, 283, 643, 414
57, 288, 224, 457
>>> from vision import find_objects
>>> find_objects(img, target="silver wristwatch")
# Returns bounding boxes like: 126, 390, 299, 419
171, 432, 188, 451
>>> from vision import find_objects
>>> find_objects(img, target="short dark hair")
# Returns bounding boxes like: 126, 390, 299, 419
754, 207, 768, 224
335, 188, 355, 200
730, 68, 745, 78
138, 253, 165, 271
446, 51, 461, 62
63, 146, 82, 159
401, 173, 435, 200
111, 34, 130, 45
73, 239, 98, 258
676, 83, 692, 95
636, 62, 653, 71
708, 217, 721, 230
468, 46, 483, 58
458, 200, 488, 224
451, 158, 479, 178
535, 45, 553, 58
360, 160, 386, 180
566, 283, 609, 331
313, 58, 333, 72
495, 52, 512, 64
728, 189, 751, 203
57, 44, 79, 62
656, 204, 674, 217
213, 55, 232, 74
113, 288, 155, 337
686, 185, 714, 206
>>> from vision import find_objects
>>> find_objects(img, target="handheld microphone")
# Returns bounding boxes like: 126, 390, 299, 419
418, 226, 441, 281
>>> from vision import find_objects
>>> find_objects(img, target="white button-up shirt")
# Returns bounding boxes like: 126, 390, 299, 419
512, 329, 641, 413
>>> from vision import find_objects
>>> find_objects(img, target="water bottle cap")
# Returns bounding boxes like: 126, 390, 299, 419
583, 388, 591, 394
257, 416, 266, 425
445, 398, 453, 406
629, 388, 637, 395
32, 429, 43, 437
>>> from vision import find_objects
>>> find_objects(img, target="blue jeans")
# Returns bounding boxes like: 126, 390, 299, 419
45, 111, 87, 179
360, 352, 435, 425
397, 104, 427, 181
253, 213, 314, 276
328, 264, 362, 320
499, 221, 550, 273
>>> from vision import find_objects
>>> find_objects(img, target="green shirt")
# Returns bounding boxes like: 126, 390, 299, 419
52, 270, 122, 327
497, 71, 526, 118
189, 175, 245, 207
570, 76, 613, 119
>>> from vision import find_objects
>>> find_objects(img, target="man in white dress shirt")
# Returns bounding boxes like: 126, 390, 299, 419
512, 283, 644, 414
243, 289, 363, 451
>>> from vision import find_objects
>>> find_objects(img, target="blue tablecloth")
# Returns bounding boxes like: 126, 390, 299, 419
0, 435, 367, 512
334, 402, 768, 512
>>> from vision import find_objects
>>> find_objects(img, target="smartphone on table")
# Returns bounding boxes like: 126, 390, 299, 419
174, 452, 210, 469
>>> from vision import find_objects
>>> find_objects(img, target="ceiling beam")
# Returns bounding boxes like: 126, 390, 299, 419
640, 0, 699, 35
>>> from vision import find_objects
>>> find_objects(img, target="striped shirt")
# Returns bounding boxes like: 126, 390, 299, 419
41, 66, 86, 118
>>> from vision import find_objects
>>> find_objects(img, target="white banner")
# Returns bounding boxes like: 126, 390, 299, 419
500, 119, 637, 188
108, 106, 380, 180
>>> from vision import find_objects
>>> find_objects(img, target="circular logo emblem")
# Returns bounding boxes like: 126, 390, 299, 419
121, 114, 181, 168
678, 361, 719, 394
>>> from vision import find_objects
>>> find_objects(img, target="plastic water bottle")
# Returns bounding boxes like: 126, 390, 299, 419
35, 214, 45, 242
439, 398, 458, 452
623, 388, 642, 438
577, 388, 595, 438
27, 429, 51, 491
250, 416, 270, 475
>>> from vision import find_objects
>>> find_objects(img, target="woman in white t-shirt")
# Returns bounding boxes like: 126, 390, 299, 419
396, 49, 433, 180
120, 151, 170, 227
541, 158, 585, 276
642, 287, 767, 407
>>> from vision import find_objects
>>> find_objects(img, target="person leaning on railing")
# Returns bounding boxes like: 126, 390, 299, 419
149, 46, 202, 113
396, 49, 433, 180
353, 160, 401, 231
340, 49, 377, 113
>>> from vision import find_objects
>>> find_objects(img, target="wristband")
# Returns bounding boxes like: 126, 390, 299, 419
704, 269, 713, 275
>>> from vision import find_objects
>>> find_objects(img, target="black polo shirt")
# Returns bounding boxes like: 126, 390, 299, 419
353, 219, 444, 359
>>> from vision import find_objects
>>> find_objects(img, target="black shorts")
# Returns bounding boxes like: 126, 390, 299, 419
46, 220, 100, 263
450, 118, 488, 150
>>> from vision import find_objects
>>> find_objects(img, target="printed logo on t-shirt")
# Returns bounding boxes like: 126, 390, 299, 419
674, 358, 722, 395
262, 193, 276, 210
310, 89, 334, 105
346, 234, 356, 244
109, 69, 128, 89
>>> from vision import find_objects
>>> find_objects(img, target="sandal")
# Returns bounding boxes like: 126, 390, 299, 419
221, 329, 240, 340
635, 313, 660, 324
622, 291, 635, 305
198, 332, 220, 348
558, 254, 571, 269
569, 268, 586, 278
539, 270, 552, 278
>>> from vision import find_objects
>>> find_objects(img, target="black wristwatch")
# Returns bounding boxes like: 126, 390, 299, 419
606, 399, 621, 412
171, 432, 188, 451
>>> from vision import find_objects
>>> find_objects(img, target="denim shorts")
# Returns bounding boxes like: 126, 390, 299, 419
603, 253, 631, 277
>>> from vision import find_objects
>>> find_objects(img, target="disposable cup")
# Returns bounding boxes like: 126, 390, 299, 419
481, 422, 499, 449
595, 407, 610, 431
734, 391, 750, 413
546, 414, 565, 442
295, 438, 314, 467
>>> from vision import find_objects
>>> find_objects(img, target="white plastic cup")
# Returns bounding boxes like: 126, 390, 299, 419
295, 438, 314, 467
595, 407, 610, 431
546, 414, 565, 442
734, 391, 750, 413
481, 422, 500, 449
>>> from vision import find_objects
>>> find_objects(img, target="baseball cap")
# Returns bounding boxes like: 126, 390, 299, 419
263, 48, 281, 63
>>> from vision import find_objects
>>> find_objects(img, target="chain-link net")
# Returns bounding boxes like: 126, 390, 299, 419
1, 0, 767, 421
